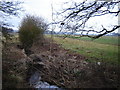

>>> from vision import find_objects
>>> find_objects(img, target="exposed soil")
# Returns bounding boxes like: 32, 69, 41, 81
2, 38, 120, 88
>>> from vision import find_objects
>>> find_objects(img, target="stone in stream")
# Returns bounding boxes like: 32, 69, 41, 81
30, 71, 61, 89
35, 81, 59, 88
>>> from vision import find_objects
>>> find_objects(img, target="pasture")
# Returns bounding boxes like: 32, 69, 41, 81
52, 35, 119, 64
66, 35, 119, 45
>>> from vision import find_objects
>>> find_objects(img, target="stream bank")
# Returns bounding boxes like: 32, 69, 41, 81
24, 49, 62, 89
3, 41, 119, 88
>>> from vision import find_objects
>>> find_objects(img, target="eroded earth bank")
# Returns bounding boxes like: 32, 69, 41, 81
2, 38, 119, 88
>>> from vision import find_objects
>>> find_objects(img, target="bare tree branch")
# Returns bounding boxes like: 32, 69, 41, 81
0, 1, 23, 27
54, 0, 120, 39
0, 1, 23, 16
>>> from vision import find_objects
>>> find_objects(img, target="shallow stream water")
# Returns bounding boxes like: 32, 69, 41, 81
24, 49, 63, 89
29, 71, 62, 89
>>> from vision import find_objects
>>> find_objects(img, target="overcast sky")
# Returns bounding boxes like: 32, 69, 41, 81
7, 0, 71, 30
4, 0, 118, 33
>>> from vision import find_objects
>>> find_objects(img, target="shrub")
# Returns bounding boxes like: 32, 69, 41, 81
19, 15, 47, 49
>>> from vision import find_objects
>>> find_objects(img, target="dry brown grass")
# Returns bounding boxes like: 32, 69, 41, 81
2, 43, 30, 88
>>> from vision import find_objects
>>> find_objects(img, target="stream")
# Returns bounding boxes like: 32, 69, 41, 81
24, 49, 63, 89
29, 71, 60, 89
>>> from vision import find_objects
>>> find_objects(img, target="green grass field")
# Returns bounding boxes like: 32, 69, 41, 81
58, 35, 119, 45
52, 35, 119, 64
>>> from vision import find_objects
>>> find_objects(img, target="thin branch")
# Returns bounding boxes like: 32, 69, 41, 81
54, 0, 120, 38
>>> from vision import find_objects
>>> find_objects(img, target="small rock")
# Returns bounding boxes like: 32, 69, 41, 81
82, 61, 88, 65
53, 48, 57, 50
33, 62, 45, 69
34, 62, 45, 66
97, 62, 101, 65
29, 54, 43, 62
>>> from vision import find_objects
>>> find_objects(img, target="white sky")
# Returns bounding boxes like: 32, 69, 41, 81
7, 0, 71, 29
3, 0, 119, 33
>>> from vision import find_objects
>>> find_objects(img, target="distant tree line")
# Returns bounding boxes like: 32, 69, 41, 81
111, 32, 120, 36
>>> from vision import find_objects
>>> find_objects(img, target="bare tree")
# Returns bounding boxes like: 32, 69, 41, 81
0, 0, 23, 26
54, 0, 120, 39
0, 0, 23, 43
0, 1, 22, 16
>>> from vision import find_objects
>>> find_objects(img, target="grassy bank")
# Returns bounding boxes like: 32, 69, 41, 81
52, 36, 119, 64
